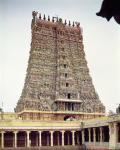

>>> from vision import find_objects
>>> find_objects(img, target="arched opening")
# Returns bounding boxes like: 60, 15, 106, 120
64, 131, 72, 145
41, 131, 50, 146
64, 115, 75, 121
4, 132, 14, 147
0, 133, 1, 147
68, 103, 71, 111
17, 131, 26, 147
90, 128, 93, 142
96, 127, 100, 142
84, 129, 89, 142
103, 126, 109, 142
53, 131, 62, 146
72, 103, 74, 111
75, 131, 82, 145
30, 131, 39, 147
118, 123, 120, 143
67, 93, 71, 99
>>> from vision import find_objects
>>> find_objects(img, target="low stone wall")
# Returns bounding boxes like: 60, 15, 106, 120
85, 142, 109, 150
0, 145, 111, 150
116, 143, 120, 149
0, 146, 82, 150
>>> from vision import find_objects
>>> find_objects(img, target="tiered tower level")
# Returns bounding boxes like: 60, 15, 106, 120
15, 11, 105, 120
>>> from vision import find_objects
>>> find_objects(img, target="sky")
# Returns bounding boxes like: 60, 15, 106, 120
0, 0, 120, 113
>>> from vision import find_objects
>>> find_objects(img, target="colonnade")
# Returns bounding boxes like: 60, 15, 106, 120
82, 126, 109, 144
0, 130, 80, 149
0, 123, 120, 149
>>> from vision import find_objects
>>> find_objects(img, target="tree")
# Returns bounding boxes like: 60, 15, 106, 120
96, 0, 120, 24
108, 110, 115, 116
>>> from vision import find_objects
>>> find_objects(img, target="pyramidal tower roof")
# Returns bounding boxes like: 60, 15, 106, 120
15, 11, 105, 120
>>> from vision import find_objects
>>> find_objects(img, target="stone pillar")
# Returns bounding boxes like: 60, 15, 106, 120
77, 132, 79, 145
39, 131, 42, 146
62, 130, 65, 146
88, 128, 91, 143
72, 131, 75, 146
102, 127, 105, 142
93, 128, 96, 143
81, 130, 85, 144
50, 131, 53, 146
47, 133, 50, 146
14, 131, 18, 148
27, 131, 30, 148
98, 128, 100, 142
1, 131, 4, 149
36, 132, 39, 147
57, 132, 60, 146
100, 127, 103, 143
63, 102, 65, 111
109, 122, 118, 149
68, 132, 70, 145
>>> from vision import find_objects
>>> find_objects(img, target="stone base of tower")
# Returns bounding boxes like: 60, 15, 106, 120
17, 110, 105, 121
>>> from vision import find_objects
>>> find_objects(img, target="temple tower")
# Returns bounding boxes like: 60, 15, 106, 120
15, 11, 105, 120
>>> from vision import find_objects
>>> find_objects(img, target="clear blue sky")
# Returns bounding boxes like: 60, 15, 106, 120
0, 0, 120, 113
